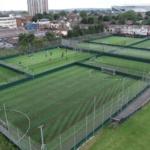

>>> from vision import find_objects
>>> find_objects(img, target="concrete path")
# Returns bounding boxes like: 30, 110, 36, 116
113, 88, 150, 121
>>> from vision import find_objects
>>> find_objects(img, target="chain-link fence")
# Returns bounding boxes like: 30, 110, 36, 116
0, 40, 61, 59
0, 68, 149, 150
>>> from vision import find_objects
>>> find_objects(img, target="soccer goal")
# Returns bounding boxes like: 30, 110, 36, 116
101, 67, 115, 75
89, 56, 96, 61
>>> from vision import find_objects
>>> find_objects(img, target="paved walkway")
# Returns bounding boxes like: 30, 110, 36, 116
113, 88, 150, 121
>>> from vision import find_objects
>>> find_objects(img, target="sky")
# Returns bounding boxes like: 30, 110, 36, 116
0, 0, 150, 11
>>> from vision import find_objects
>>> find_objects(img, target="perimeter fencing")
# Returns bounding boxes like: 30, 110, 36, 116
0, 40, 61, 59
0, 65, 150, 150
62, 34, 150, 62
0, 60, 34, 88
61, 33, 111, 46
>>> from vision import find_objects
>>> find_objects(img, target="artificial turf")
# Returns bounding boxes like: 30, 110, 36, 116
0, 65, 140, 149
3, 48, 94, 74
91, 36, 142, 46
0, 66, 21, 85
132, 39, 150, 49
86, 55, 150, 75
113, 48, 150, 60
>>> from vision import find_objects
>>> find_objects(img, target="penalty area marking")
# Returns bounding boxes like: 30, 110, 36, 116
86, 58, 102, 64
0, 82, 7, 85
23, 65, 28, 71
89, 69, 126, 81
0, 108, 30, 142
20, 64, 28, 71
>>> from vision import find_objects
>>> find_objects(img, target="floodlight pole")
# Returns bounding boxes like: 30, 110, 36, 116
38, 124, 46, 150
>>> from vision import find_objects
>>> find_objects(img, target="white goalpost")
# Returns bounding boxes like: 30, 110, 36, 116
89, 56, 96, 61
101, 67, 115, 75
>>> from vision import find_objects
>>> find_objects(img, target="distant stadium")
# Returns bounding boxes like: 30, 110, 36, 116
112, 4, 150, 12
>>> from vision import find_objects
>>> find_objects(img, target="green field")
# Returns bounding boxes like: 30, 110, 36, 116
132, 39, 150, 49
112, 47, 150, 60
1, 36, 150, 150
91, 36, 141, 46
3, 48, 94, 74
0, 65, 22, 85
84, 55, 150, 75
0, 132, 18, 150
0, 65, 141, 149
87, 102, 150, 150
77, 42, 115, 52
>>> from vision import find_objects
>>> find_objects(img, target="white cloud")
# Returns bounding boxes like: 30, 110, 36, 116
0, 0, 150, 10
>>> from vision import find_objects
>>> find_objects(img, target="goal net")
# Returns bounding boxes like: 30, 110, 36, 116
101, 67, 115, 75
89, 56, 96, 61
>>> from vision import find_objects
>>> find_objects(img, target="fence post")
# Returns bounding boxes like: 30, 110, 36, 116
86, 116, 87, 141
138, 79, 141, 93
102, 105, 104, 127
3, 103, 9, 131
17, 127, 20, 146
111, 98, 113, 118
59, 134, 62, 150
74, 124, 76, 150
29, 136, 32, 150
93, 97, 96, 135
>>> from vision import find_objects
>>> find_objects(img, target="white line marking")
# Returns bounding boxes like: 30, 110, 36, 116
89, 69, 126, 81
0, 109, 30, 142
0, 82, 7, 85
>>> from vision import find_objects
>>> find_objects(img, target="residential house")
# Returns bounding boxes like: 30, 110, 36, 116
108, 25, 150, 36
67, 13, 82, 23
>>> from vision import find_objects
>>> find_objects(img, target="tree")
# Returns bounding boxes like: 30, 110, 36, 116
81, 17, 88, 24
88, 26, 95, 34
73, 9, 77, 13
21, 11, 28, 14
59, 10, 67, 17
118, 19, 125, 25
26, 33, 35, 43
67, 30, 74, 38
45, 31, 56, 40
111, 20, 116, 25
103, 16, 110, 21
98, 15, 103, 21
146, 11, 150, 16
32, 16, 38, 22
43, 11, 48, 16
137, 13, 143, 20
80, 10, 87, 18
54, 13, 60, 20
36, 13, 44, 19
88, 16, 95, 24
18, 33, 27, 42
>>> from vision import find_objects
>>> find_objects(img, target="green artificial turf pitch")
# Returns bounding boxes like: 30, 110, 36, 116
91, 36, 142, 46
3, 48, 95, 74
77, 42, 115, 53
0, 65, 141, 149
113, 47, 150, 60
85, 55, 150, 75
132, 39, 150, 49
0, 65, 21, 85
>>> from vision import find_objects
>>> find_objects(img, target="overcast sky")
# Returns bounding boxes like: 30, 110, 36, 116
0, 0, 150, 10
